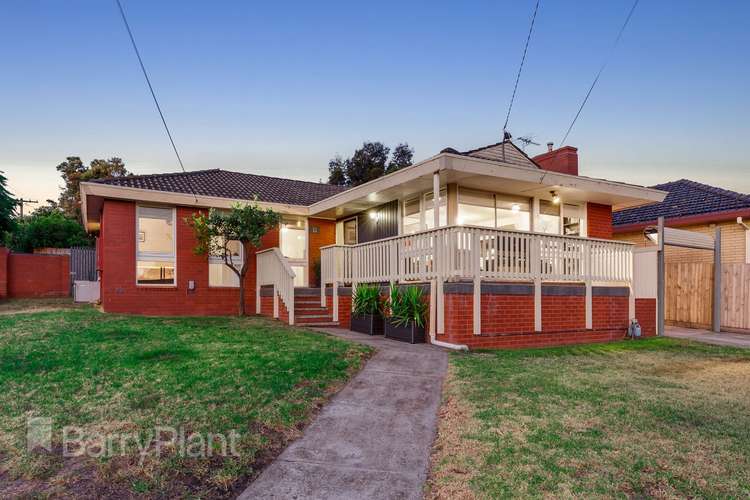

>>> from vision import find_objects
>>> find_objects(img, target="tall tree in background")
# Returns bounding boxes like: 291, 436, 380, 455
328, 141, 414, 187
0, 171, 17, 235
57, 156, 130, 221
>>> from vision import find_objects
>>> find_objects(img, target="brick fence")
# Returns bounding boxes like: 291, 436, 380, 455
0, 248, 71, 299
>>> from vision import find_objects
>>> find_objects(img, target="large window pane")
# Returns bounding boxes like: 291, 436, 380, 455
403, 197, 421, 235
290, 265, 305, 287
424, 189, 447, 230
281, 216, 306, 260
496, 194, 530, 231
563, 204, 582, 236
458, 188, 494, 227
209, 238, 243, 287
343, 218, 357, 245
136, 206, 175, 285
136, 261, 175, 285
538, 200, 561, 234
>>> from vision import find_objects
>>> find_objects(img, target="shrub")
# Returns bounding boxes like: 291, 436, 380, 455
388, 285, 427, 328
352, 283, 383, 316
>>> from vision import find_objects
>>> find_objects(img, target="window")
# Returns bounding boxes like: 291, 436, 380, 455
457, 189, 530, 230
563, 204, 582, 236
538, 200, 561, 235
136, 206, 175, 285
496, 194, 530, 231
280, 216, 306, 260
424, 189, 447, 230
403, 197, 421, 235
343, 218, 357, 245
458, 189, 495, 227
209, 238, 243, 287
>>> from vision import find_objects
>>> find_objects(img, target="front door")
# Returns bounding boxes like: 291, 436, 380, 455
280, 216, 307, 287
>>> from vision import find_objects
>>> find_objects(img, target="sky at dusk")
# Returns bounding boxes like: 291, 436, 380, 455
1, 0, 748, 205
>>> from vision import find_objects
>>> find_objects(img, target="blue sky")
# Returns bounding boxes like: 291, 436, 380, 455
1, 0, 748, 205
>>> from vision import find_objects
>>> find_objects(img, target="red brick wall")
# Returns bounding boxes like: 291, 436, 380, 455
635, 298, 657, 337
327, 293, 352, 329
308, 218, 336, 287
542, 295, 585, 332
100, 200, 278, 316
440, 285, 630, 349
6, 253, 70, 298
592, 295, 629, 331
587, 203, 613, 239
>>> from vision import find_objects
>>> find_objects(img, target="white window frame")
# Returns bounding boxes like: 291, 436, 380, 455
342, 217, 358, 245
208, 237, 244, 288
135, 205, 177, 287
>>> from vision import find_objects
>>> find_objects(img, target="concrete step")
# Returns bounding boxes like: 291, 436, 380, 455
297, 313, 334, 320
296, 321, 340, 327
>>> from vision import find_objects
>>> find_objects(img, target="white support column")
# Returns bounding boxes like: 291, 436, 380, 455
472, 231, 481, 335
273, 284, 279, 318
437, 279, 445, 335
628, 283, 635, 321
332, 282, 339, 322
534, 278, 542, 332
320, 279, 326, 307
433, 171, 440, 229
585, 281, 593, 329
429, 280, 437, 340
256, 280, 261, 314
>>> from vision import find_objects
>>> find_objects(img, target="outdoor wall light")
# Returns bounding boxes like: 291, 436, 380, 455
511, 203, 521, 213
550, 191, 561, 204
369, 211, 380, 221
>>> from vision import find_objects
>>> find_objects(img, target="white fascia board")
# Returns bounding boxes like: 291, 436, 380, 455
308, 154, 444, 215
444, 154, 667, 203
80, 182, 310, 227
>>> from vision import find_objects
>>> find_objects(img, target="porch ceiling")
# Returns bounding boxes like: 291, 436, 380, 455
308, 153, 667, 219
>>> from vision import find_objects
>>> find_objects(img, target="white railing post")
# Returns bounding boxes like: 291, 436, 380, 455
472, 230, 481, 335
532, 234, 542, 332
273, 284, 279, 318
585, 241, 593, 330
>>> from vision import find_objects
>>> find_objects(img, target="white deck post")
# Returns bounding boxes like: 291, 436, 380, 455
433, 171, 440, 229
430, 280, 437, 339
256, 278, 261, 315
585, 281, 593, 329
473, 231, 481, 335
273, 284, 279, 318
532, 234, 542, 332
332, 281, 339, 322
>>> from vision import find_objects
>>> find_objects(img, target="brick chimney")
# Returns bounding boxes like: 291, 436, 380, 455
532, 144, 578, 175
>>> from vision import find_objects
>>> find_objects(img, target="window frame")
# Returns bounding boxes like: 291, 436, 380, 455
208, 237, 244, 288
343, 217, 358, 245
135, 205, 177, 287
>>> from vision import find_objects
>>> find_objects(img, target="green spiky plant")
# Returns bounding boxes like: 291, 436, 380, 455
352, 283, 383, 316
389, 285, 427, 328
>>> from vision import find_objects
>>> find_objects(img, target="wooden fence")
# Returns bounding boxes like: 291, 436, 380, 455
665, 262, 750, 332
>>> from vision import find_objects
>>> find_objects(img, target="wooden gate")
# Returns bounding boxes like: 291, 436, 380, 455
70, 246, 97, 283
666, 262, 750, 332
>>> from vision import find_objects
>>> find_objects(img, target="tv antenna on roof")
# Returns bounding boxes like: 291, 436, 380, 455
515, 135, 540, 151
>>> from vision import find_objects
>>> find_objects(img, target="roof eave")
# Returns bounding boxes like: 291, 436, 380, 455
613, 207, 750, 233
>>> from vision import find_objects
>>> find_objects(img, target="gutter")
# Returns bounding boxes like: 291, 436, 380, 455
613, 208, 750, 234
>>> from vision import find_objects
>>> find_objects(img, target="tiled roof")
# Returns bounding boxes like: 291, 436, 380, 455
613, 179, 750, 226
92, 169, 349, 206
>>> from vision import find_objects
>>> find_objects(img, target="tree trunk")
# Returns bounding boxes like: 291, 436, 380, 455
238, 281, 245, 316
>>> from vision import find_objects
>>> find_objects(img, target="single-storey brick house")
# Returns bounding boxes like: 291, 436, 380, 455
613, 179, 750, 264
81, 141, 666, 349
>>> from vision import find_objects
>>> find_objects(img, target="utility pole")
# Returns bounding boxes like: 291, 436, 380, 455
17, 198, 38, 218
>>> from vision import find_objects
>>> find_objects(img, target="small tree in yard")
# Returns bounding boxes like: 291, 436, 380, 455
188, 203, 280, 316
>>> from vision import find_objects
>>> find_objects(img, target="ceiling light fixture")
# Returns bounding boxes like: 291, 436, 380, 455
550, 191, 560, 204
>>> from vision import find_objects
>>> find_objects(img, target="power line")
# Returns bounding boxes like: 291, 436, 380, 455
559, 0, 640, 145
502, 0, 540, 137
114, 0, 198, 202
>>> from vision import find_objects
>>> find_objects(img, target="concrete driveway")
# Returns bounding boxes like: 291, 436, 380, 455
666, 326, 750, 348
239, 328, 448, 500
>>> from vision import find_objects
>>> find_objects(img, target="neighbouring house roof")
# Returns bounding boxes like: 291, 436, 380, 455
613, 179, 750, 228
442, 140, 540, 169
92, 168, 348, 206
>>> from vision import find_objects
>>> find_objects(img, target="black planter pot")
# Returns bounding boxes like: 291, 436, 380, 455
384, 318, 425, 344
350, 314, 384, 336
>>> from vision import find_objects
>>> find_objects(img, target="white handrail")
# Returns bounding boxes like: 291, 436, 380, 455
256, 248, 295, 325
321, 225, 633, 287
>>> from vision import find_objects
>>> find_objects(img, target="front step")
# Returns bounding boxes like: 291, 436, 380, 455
293, 288, 335, 325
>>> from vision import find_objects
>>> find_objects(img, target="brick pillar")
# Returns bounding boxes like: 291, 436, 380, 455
0, 247, 8, 299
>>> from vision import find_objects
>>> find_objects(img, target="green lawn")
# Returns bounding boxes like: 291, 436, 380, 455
429, 338, 750, 498
0, 307, 370, 498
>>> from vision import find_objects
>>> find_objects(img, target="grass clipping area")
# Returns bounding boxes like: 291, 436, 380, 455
0, 307, 371, 498
428, 338, 750, 498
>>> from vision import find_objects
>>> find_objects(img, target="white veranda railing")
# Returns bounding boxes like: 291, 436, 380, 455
320, 225, 633, 287
256, 248, 296, 325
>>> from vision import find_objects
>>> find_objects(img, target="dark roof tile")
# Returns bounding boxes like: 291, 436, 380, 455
92, 169, 348, 206
613, 179, 750, 226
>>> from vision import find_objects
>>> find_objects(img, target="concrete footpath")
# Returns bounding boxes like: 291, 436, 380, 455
239, 328, 448, 500
666, 326, 750, 348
